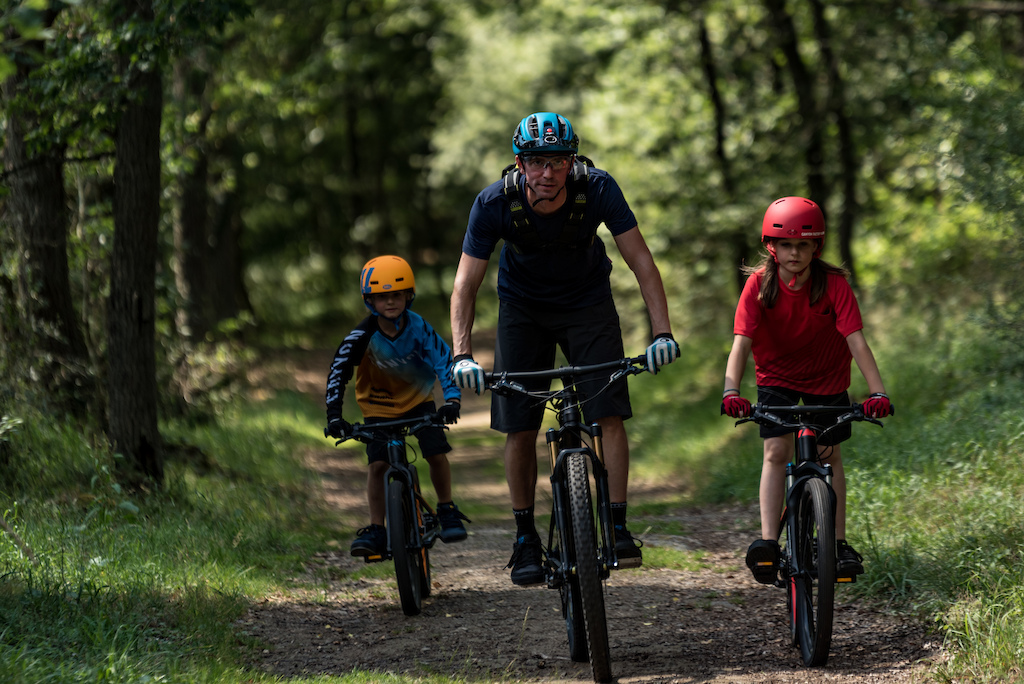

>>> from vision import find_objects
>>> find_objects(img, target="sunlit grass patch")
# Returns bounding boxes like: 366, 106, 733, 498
640, 545, 713, 573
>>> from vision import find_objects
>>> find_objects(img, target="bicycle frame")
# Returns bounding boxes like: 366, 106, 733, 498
486, 355, 647, 683
736, 403, 884, 666
333, 416, 441, 560
545, 402, 617, 578
487, 356, 646, 576
380, 432, 440, 560
785, 420, 837, 577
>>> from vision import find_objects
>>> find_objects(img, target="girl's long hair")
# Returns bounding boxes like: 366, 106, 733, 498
742, 241, 851, 309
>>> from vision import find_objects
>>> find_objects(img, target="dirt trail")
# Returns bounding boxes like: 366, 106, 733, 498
240, 350, 941, 683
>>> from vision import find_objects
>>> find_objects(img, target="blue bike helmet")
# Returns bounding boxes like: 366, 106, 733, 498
512, 112, 579, 155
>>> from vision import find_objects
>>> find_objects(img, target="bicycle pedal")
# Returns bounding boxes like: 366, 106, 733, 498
363, 554, 385, 564
614, 556, 643, 570
835, 573, 857, 584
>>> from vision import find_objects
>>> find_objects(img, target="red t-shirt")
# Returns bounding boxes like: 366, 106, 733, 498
734, 270, 863, 395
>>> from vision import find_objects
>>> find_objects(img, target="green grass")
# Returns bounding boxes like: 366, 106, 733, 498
0, 392, 338, 683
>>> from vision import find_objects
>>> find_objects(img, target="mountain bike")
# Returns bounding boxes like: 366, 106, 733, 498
734, 403, 885, 666
327, 413, 445, 616
485, 355, 648, 684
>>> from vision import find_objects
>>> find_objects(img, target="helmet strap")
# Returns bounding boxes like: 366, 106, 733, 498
529, 183, 564, 207
786, 266, 808, 289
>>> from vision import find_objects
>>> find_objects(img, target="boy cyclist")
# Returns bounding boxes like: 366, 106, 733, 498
720, 197, 893, 584
325, 255, 470, 557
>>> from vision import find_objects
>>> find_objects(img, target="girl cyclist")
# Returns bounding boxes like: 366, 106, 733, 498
720, 197, 893, 584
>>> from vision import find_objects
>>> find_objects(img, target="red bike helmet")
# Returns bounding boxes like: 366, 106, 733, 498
761, 196, 826, 257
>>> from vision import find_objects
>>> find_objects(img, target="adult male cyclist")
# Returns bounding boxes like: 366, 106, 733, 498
449, 112, 679, 586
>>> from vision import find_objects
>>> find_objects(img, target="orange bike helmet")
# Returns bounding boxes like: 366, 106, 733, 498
761, 196, 826, 257
359, 255, 415, 312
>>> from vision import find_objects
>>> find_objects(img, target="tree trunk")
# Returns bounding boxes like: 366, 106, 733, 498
1, 8, 91, 415
108, 32, 164, 487
697, 15, 754, 292
809, 0, 858, 283
209, 147, 252, 323
172, 57, 214, 341
763, 0, 828, 206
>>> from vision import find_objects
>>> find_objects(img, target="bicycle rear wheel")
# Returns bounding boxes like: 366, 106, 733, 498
793, 477, 836, 665
567, 452, 612, 683
387, 479, 423, 616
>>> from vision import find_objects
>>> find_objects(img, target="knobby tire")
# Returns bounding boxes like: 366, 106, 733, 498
387, 479, 423, 616
567, 452, 612, 683
794, 477, 836, 665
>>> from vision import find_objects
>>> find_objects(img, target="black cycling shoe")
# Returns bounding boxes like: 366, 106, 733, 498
836, 539, 865, 576
437, 502, 471, 543
350, 524, 386, 557
506, 534, 545, 586
746, 538, 781, 584
614, 524, 643, 569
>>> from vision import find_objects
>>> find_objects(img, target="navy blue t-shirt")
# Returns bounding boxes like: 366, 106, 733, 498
461, 168, 638, 308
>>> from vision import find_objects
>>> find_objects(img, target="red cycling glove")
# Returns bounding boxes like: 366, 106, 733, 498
721, 395, 752, 418
862, 393, 893, 418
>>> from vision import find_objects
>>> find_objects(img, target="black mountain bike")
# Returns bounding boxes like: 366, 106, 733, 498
485, 355, 648, 684
734, 403, 885, 666
327, 413, 445, 616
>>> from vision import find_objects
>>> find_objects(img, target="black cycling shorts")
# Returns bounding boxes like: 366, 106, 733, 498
756, 386, 852, 446
365, 402, 451, 464
491, 297, 631, 434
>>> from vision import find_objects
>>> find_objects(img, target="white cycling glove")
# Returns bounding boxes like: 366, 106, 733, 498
452, 355, 485, 395
645, 333, 679, 375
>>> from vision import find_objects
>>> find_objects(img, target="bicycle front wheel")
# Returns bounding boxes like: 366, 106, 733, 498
567, 452, 612, 683
793, 477, 836, 666
387, 479, 423, 616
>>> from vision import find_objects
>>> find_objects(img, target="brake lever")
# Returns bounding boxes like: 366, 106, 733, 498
490, 379, 527, 397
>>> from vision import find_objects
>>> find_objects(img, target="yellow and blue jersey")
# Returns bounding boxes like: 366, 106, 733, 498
326, 311, 460, 420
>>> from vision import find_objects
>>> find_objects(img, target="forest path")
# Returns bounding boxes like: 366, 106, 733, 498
239, 348, 940, 683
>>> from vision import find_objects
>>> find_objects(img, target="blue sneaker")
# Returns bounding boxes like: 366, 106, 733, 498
437, 502, 471, 543
350, 524, 386, 557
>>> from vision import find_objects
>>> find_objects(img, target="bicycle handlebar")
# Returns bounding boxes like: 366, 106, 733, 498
736, 403, 885, 431
483, 355, 648, 397
327, 413, 446, 446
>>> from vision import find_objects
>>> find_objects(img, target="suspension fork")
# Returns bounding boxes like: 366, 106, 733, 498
384, 438, 426, 551
581, 421, 615, 567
